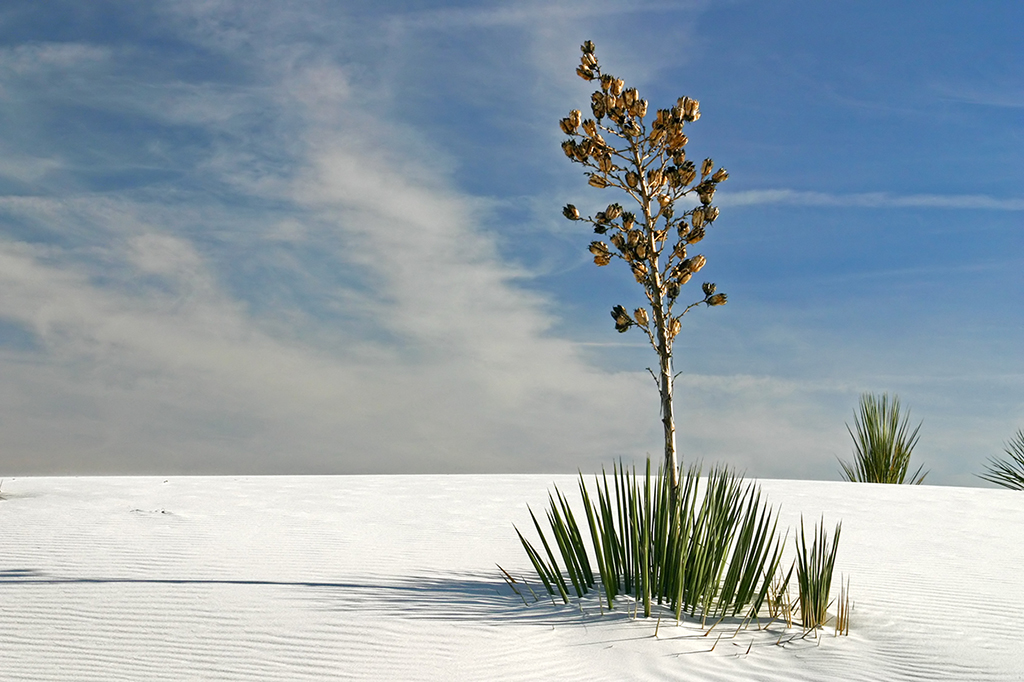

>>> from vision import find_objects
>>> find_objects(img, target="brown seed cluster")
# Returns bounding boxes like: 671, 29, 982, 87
562, 40, 729, 341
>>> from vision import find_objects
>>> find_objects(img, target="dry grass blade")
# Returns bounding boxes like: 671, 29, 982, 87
835, 574, 852, 636
766, 561, 795, 628
496, 564, 529, 605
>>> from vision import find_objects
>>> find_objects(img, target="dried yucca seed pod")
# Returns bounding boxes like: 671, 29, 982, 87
581, 52, 598, 68
712, 168, 729, 183
687, 226, 706, 244
576, 65, 595, 81
635, 100, 648, 118
673, 241, 688, 259
625, 171, 639, 188
610, 232, 625, 251
582, 119, 597, 137
610, 78, 624, 96
706, 293, 727, 306
621, 212, 635, 230
669, 318, 681, 339
559, 117, 577, 135
622, 87, 638, 107
689, 254, 707, 273
605, 203, 623, 220
705, 206, 720, 223
600, 74, 614, 92
598, 155, 614, 173
590, 92, 607, 119
632, 263, 648, 284
623, 119, 642, 137
562, 204, 580, 220
702, 282, 716, 296
667, 132, 688, 152
697, 184, 715, 205
701, 158, 714, 178
677, 271, 692, 286
678, 96, 700, 121
611, 305, 632, 333
633, 307, 649, 326
581, 40, 596, 54
666, 281, 680, 299
588, 174, 609, 188
647, 169, 664, 189
635, 241, 648, 259
666, 167, 681, 188
626, 229, 640, 248
589, 241, 612, 266
691, 207, 705, 228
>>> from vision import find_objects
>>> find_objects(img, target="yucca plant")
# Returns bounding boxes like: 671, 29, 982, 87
977, 430, 1024, 490
794, 516, 841, 630
514, 461, 785, 621
838, 392, 927, 484
560, 41, 730, 492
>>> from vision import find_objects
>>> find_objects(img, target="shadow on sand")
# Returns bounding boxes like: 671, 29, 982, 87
0, 567, 642, 627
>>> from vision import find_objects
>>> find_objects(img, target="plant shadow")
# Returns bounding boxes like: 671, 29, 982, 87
0, 567, 628, 627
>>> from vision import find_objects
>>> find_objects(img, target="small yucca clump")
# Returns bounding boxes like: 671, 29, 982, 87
978, 430, 1024, 490
838, 393, 927, 485
562, 40, 730, 491
795, 517, 842, 630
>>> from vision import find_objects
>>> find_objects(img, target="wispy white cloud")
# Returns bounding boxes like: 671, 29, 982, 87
0, 13, 667, 475
381, 0, 703, 31
930, 79, 1024, 109
720, 189, 1024, 211
0, 42, 112, 74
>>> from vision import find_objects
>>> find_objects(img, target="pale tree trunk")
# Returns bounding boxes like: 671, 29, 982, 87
641, 189, 679, 493
659, 337, 678, 491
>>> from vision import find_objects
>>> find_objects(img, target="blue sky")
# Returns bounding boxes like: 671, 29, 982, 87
0, 1, 1021, 484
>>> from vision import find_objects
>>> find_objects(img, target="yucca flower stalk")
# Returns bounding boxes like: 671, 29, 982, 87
977, 429, 1024, 490
561, 40, 729, 493
838, 393, 927, 485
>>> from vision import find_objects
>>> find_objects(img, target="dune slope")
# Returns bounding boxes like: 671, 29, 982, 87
0, 475, 1021, 681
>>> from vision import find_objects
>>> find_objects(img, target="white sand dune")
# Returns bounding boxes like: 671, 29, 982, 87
0, 475, 1021, 681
